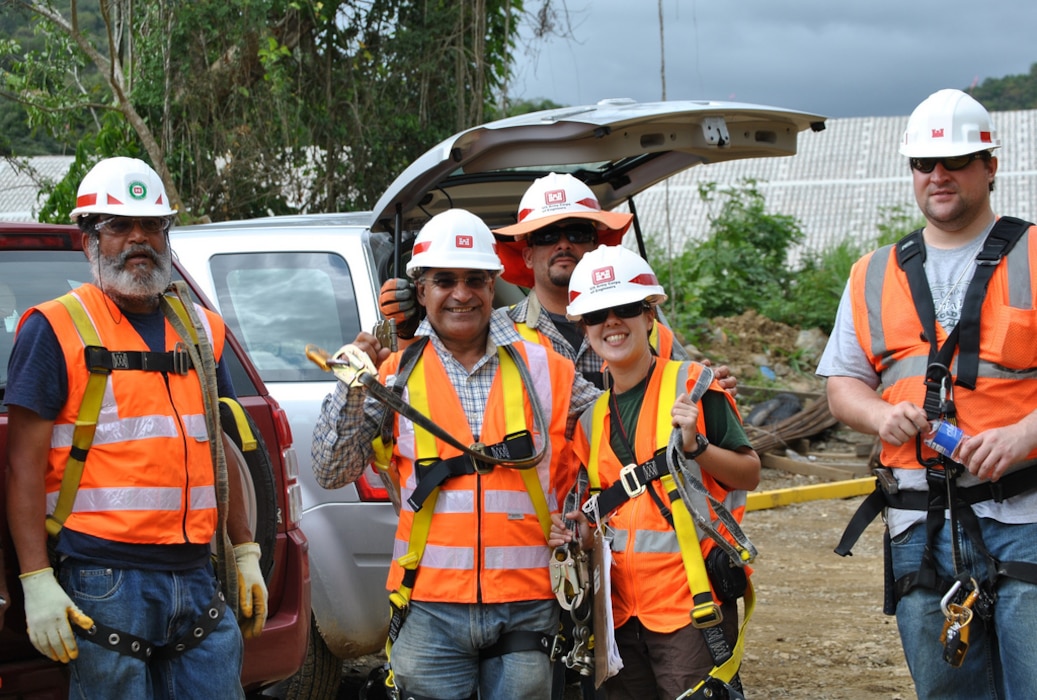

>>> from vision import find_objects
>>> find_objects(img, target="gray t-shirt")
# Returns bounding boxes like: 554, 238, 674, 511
817, 221, 1037, 534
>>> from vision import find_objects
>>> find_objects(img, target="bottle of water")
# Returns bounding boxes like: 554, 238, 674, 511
924, 420, 970, 460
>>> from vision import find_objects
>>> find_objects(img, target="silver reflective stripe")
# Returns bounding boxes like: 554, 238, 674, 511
632, 528, 680, 554
863, 245, 893, 363
485, 544, 550, 570
611, 529, 629, 553
883, 354, 1037, 387
485, 488, 560, 517
1005, 229, 1033, 309
398, 487, 475, 514
414, 544, 475, 570
190, 485, 217, 510
181, 414, 210, 441
46, 486, 183, 513
51, 414, 180, 449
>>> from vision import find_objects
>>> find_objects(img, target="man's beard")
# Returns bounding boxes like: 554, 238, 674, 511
89, 238, 172, 305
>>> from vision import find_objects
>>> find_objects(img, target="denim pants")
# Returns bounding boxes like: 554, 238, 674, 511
59, 559, 244, 700
390, 599, 558, 699
890, 518, 1037, 699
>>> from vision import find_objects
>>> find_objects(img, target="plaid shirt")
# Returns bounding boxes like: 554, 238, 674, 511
506, 292, 607, 381
311, 307, 600, 490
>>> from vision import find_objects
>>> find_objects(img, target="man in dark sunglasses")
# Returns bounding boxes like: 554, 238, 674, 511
819, 89, 1037, 700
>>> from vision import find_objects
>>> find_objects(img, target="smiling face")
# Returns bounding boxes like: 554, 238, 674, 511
583, 303, 655, 382
415, 267, 496, 351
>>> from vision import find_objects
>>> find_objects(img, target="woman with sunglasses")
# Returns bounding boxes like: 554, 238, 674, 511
549, 245, 760, 699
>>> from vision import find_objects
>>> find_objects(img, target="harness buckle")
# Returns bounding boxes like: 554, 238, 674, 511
619, 463, 646, 499
469, 442, 493, 475
690, 601, 723, 629
172, 342, 191, 375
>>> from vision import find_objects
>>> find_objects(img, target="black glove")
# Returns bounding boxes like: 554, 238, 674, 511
379, 278, 424, 339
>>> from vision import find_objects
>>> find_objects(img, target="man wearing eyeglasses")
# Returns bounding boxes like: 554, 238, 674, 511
313, 208, 600, 700
818, 89, 1037, 698
5, 157, 266, 699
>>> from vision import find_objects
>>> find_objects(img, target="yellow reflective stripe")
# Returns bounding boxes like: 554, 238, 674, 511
585, 392, 611, 491
516, 320, 539, 343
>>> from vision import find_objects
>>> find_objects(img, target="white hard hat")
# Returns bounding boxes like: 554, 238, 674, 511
566, 245, 667, 321
406, 209, 503, 278
899, 89, 1000, 158
69, 157, 175, 221
494, 172, 632, 239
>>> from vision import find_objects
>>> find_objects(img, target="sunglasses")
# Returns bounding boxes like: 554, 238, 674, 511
419, 273, 493, 290
581, 301, 649, 326
909, 152, 988, 174
94, 216, 172, 236
528, 222, 599, 247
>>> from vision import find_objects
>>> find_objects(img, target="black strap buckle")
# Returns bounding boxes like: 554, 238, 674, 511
172, 341, 191, 375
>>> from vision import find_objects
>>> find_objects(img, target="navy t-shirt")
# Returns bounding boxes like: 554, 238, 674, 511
5, 305, 236, 570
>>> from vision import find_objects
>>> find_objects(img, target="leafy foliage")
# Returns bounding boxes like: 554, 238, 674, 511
649, 182, 923, 341
968, 63, 1037, 111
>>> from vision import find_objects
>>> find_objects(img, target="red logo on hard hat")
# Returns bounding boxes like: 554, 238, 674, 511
592, 266, 615, 285
931, 128, 945, 139
545, 189, 566, 205
456, 235, 473, 248
980, 131, 992, 143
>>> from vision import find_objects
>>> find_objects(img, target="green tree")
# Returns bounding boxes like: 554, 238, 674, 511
1, 0, 529, 221
968, 63, 1037, 111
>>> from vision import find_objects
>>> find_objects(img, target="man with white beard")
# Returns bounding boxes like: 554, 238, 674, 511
4, 158, 266, 699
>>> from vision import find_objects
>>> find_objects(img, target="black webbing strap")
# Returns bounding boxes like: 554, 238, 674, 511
84, 344, 193, 375
835, 461, 1037, 556
479, 629, 552, 659
407, 431, 536, 511
75, 588, 226, 662
590, 450, 669, 521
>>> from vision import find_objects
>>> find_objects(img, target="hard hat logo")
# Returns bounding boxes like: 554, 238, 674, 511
592, 266, 615, 285
932, 129, 944, 139
128, 181, 148, 200
545, 189, 566, 205
456, 235, 473, 249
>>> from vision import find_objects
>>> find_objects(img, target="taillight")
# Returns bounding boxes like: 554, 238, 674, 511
272, 405, 294, 448
271, 404, 303, 528
356, 464, 390, 502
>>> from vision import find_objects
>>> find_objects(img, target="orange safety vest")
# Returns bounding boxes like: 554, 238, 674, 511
33, 284, 226, 545
382, 339, 577, 604
848, 223, 1037, 469
575, 359, 747, 632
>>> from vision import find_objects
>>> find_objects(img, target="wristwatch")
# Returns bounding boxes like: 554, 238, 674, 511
684, 432, 709, 460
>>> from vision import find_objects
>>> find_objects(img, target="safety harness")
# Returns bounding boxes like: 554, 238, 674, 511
580, 361, 756, 698
359, 338, 557, 699
52, 283, 244, 660
835, 217, 1037, 665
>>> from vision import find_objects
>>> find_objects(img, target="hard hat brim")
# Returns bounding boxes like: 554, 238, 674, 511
494, 210, 633, 239
495, 226, 627, 289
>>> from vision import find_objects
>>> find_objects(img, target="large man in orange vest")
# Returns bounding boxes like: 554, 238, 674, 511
313, 208, 600, 699
5, 158, 266, 699
819, 90, 1037, 698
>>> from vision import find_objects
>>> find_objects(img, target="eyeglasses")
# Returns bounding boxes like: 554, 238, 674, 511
909, 152, 988, 174
419, 273, 493, 290
93, 217, 172, 236
528, 222, 599, 247
581, 301, 649, 326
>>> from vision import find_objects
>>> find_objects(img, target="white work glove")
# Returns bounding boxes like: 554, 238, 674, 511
233, 542, 268, 639
19, 567, 94, 663
332, 343, 377, 388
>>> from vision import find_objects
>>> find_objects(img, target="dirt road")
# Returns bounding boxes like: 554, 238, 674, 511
739, 475, 916, 699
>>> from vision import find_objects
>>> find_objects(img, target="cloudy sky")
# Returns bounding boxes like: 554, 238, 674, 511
508, 0, 1037, 119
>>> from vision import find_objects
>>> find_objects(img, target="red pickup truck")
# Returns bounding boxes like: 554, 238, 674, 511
0, 222, 311, 697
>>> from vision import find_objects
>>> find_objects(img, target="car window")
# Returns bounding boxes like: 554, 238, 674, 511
208, 251, 362, 383
0, 251, 92, 401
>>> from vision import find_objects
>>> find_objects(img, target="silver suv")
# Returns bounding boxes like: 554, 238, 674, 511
171, 98, 826, 697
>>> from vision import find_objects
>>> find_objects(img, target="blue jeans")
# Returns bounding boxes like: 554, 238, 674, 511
59, 559, 244, 700
890, 518, 1037, 699
390, 599, 558, 699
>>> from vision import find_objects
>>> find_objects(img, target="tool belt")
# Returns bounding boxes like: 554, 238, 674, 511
407, 430, 536, 511
74, 588, 226, 661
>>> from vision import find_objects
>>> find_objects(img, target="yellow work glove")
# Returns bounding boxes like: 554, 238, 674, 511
331, 343, 377, 388
378, 278, 423, 339
19, 567, 94, 663
233, 542, 268, 639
